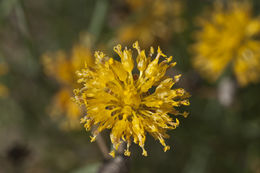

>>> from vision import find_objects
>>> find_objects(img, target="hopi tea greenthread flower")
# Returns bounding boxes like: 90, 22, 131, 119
74, 41, 190, 157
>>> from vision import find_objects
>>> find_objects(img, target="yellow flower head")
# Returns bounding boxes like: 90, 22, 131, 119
42, 44, 94, 129
192, 2, 260, 86
74, 41, 190, 157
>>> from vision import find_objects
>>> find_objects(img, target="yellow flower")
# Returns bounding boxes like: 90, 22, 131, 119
49, 88, 82, 130
0, 84, 8, 97
192, 2, 260, 86
42, 44, 94, 86
74, 41, 190, 157
117, 0, 185, 47
42, 44, 94, 129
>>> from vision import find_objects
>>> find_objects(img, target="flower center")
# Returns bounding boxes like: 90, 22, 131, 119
122, 86, 141, 109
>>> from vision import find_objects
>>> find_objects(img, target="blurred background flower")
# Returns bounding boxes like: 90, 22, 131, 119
191, 1, 260, 86
113, 0, 186, 47
41, 43, 94, 129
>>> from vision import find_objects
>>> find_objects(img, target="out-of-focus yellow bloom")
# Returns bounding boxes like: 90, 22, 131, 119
42, 45, 94, 86
0, 62, 9, 97
192, 2, 260, 86
42, 44, 94, 129
125, 0, 144, 10
0, 84, 8, 97
117, 0, 185, 47
50, 88, 81, 129
74, 41, 190, 157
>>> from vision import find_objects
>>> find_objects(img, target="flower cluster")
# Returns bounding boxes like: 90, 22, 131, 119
192, 2, 260, 86
74, 41, 190, 157
42, 44, 93, 129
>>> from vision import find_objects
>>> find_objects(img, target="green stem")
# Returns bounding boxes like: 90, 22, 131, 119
14, 0, 40, 75
88, 0, 109, 44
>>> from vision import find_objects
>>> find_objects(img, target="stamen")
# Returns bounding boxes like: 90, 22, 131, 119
109, 150, 116, 158
90, 135, 96, 142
